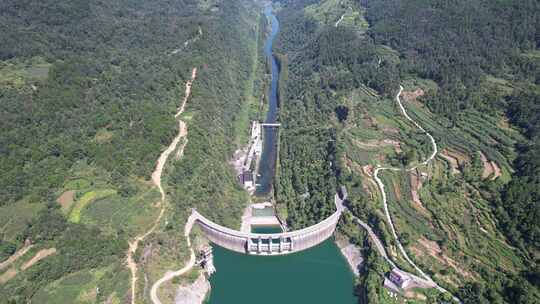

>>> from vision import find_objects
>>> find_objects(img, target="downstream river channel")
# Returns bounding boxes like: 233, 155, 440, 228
206, 6, 358, 304
255, 5, 280, 196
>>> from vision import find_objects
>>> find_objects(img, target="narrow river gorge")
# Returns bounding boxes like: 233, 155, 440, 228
206, 5, 358, 304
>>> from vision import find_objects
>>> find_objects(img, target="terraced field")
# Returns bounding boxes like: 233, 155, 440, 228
339, 77, 526, 300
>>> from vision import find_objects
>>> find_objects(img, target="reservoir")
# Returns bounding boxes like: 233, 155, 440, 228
207, 240, 357, 304
206, 5, 358, 304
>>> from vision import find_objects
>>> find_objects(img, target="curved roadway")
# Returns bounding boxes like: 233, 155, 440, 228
372, 86, 460, 302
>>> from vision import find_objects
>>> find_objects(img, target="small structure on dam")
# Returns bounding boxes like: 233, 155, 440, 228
187, 194, 345, 255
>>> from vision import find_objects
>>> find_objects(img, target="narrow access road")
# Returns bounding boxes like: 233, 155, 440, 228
372, 86, 461, 302
350, 216, 395, 268
127, 68, 197, 304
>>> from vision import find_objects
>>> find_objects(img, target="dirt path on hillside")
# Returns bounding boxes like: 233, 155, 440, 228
0, 247, 56, 284
21, 248, 56, 270
0, 242, 33, 272
127, 68, 197, 304
353, 138, 402, 153
150, 212, 200, 304
150, 235, 196, 304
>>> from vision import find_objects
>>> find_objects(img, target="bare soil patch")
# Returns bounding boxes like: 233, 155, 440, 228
174, 272, 210, 304
57, 190, 75, 213
412, 237, 472, 279
360, 112, 377, 128
401, 88, 425, 107
409, 170, 429, 215
336, 236, 363, 276
343, 155, 377, 199
404, 291, 427, 301
479, 151, 501, 180
382, 127, 400, 135
439, 151, 460, 174
445, 148, 470, 165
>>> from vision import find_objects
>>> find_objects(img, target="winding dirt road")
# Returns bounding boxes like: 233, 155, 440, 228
127, 68, 197, 304
149, 224, 196, 304
372, 86, 460, 302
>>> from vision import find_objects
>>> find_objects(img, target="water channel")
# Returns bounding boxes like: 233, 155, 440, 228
206, 6, 358, 304
255, 5, 280, 196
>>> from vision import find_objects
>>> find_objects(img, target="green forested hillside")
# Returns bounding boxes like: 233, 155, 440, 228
0, 0, 261, 302
275, 0, 539, 303
364, 0, 540, 267
366, 0, 539, 118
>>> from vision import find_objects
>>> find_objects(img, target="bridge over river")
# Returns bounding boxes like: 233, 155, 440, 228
186, 194, 344, 255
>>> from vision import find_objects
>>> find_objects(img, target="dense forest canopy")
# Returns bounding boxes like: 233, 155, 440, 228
0, 0, 538, 302
362, 0, 540, 257
275, 0, 539, 303
365, 0, 539, 117
0, 0, 261, 302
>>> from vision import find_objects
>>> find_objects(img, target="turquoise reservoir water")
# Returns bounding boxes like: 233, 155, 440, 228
207, 239, 358, 304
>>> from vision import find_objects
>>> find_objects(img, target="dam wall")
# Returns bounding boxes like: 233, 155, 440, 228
191, 206, 342, 255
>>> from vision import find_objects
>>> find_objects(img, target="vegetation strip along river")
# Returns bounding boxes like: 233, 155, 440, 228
207, 6, 357, 304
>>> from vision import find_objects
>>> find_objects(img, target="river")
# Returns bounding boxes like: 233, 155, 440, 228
255, 5, 280, 196
206, 6, 358, 304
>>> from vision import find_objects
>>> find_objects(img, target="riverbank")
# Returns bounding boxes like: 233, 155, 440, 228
336, 235, 363, 276
174, 273, 210, 304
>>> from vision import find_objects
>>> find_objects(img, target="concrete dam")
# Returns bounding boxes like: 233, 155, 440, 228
186, 195, 344, 255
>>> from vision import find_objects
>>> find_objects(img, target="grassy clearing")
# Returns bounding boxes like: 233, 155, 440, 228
0, 57, 51, 87
64, 178, 92, 191
93, 129, 114, 144
375, 45, 401, 66
305, 0, 368, 32
68, 189, 117, 223
82, 187, 161, 237
0, 199, 44, 242
401, 77, 438, 93
32, 263, 129, 304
